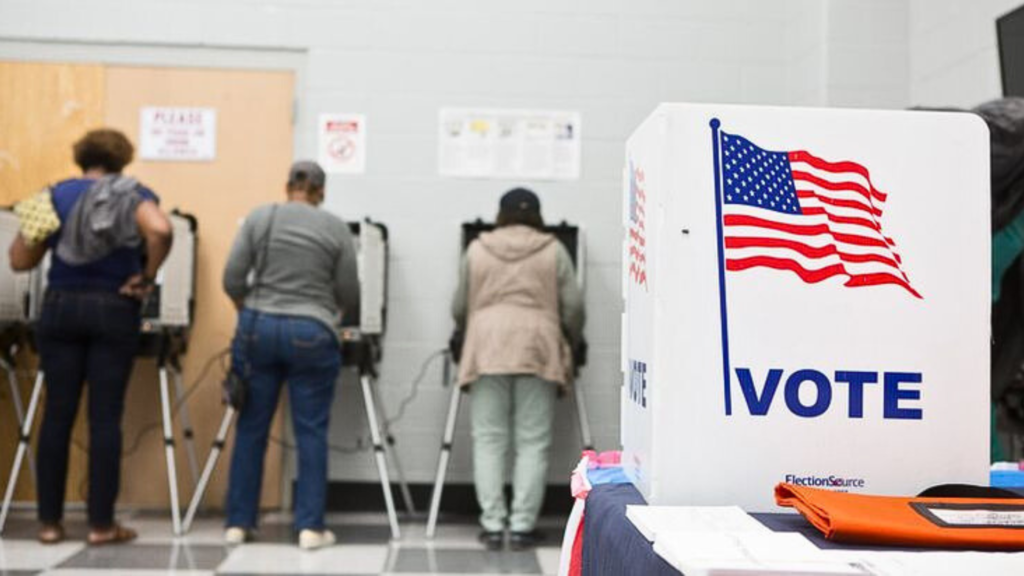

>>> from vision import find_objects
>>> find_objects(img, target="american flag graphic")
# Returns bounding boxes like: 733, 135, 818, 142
719, 130, 921, 299
628, 162, 648, 288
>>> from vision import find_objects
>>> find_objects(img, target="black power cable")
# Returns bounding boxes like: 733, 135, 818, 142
66, 344, 447, 497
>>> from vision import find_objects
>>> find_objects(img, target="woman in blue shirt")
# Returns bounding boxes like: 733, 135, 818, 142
8, 129, 173, 545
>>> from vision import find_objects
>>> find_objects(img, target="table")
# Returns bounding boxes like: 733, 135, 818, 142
577, 482, 1024, 576
580, 483, 679, 576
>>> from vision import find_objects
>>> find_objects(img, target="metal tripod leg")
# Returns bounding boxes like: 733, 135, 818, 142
182, 406, 236, 534
172, 366, 200, 488
426, 383, 462, 539
572, 386, 594, 451
360, 374, 401, 540
369, 383, 416, 515
159, 366, 183, 535
0, 371, 44, 534
1, 359, 35, 482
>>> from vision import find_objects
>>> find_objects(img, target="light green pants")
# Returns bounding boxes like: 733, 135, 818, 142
470, 374, 557, 532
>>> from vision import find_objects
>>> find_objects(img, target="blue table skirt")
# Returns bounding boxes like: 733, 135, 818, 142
581, 483, 680, 576
577, 482, 970, 575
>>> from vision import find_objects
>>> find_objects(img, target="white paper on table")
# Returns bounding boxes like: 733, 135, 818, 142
826, 550, 1024, 576
626, 505, 771, 542
652, 531, 866, 576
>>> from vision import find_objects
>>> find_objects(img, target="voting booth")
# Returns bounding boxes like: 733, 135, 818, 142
0, 211, 36, 324
621, 103, 991, 512
181, 218, 413, 540
424, 219, 594, 539
0, 210, 199, 535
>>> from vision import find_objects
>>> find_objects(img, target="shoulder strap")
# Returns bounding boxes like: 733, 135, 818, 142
253, 204, 279, 292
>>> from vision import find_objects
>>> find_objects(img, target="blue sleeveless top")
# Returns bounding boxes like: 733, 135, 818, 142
45, 178, 160, 292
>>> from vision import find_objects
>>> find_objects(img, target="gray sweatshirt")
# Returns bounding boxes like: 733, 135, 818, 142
223, 202, 360, 331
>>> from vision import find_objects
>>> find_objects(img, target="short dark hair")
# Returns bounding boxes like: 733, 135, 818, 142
73, 129, 134, 173
286, 160, 326, 193
496, 208, 544, 230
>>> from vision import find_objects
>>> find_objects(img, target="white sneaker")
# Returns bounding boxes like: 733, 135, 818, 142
224, 527, 250, 545
298, 528, 336, 550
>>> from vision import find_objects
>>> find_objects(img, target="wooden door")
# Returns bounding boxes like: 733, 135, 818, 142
0, 61, 294, 512
0, 61, 105, 503
105, 66, 294, 509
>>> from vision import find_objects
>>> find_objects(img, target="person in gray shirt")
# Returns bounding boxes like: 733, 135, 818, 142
221, 161, 359, 550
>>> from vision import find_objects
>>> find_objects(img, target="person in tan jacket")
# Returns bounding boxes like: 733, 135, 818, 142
451, 188, 585, 550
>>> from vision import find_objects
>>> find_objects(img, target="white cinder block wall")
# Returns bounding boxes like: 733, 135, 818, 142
2, 0, 1005, 487
910, 0, 1021, 108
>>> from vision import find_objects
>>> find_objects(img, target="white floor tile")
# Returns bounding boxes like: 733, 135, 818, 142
217, 543, 389, 574
382, 569, 544, 573
397, 523, 486, 549
536, 546, 562, 575
0, 540, 85, 570
41, 565, 214, 569
128, 517, 218, 545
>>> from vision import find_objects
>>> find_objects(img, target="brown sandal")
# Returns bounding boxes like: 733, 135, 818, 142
87, 524, 137, 546
37, 523, 65, 544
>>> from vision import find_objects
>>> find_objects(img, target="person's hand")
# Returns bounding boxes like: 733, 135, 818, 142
119, 273, 155, 300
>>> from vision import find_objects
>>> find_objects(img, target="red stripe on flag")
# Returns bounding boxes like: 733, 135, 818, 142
788, 150, 888, 203
791, 170, 880, 207
800, 207, 880, 232
727, 256, 919, 298
629, 246, 646, 264
726, 256, 847, 283
796, 190, 883, 218
724, 236, 902, 270
723, 214, 891, 249
629, 263, 647, 287
845, 273, 922, 299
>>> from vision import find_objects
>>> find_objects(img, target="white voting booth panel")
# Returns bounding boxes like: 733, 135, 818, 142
622, 103, 991, 512
152, 214, 195, 327
27, 212, 196, 328
354, 220, 386, 335
0, 211, 37, 323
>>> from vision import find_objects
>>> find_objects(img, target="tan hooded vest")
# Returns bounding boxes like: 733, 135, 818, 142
457, 225, 573, 387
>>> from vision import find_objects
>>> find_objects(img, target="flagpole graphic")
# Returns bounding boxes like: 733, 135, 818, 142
710, 118, 733, 416
710, 117, 922, 416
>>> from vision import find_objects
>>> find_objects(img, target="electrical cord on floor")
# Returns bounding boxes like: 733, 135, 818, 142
68, 344, 449, 498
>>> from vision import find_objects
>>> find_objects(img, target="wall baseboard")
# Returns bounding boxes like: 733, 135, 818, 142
314, 481, 575, 516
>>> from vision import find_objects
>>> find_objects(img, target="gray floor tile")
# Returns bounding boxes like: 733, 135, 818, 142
253, 523, 392, 545
0, 518, 91, 541
57, 543, 228, 570
0, 571, 39, 576
389, 548, 541, 574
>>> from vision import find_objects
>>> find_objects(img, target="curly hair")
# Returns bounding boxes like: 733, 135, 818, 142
72, 129, 134, 173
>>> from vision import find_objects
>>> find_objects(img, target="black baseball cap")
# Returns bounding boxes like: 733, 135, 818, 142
288, 160, 326, 189
499, 187, 541, 214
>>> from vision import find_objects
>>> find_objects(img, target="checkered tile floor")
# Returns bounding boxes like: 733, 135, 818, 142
0, 511, 565, 575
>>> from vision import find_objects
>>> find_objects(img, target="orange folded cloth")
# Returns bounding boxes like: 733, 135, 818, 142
775, 482, 1024, 551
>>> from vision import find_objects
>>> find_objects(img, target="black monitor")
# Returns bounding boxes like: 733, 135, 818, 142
460, 220, 580, 268
998, 4, 1024, 97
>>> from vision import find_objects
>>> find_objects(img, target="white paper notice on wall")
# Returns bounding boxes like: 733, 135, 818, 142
139, 107, 217, 161
319, 114, 366, 174
438, 108, 580, 181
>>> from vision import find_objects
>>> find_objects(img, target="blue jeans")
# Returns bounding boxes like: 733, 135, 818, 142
225, 309, 341, 531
